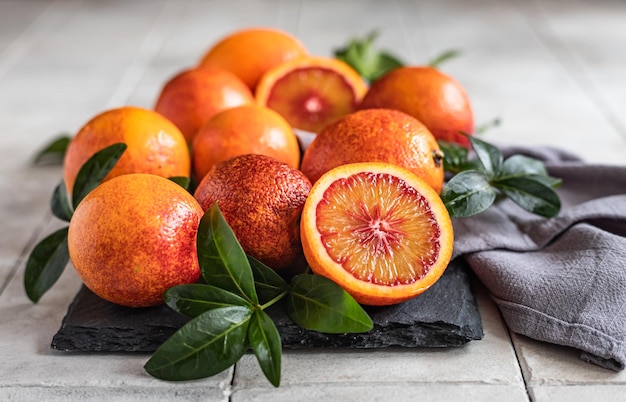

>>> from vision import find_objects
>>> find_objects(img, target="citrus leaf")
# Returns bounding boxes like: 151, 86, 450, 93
168, 176, 190, 190
33, 135, 71, 165
493, 176, 561, 218
287, 273, 373, 334
441, 170, 496, 218
164, 283, 251, 318
144, 306, 252, 381
371, 52, 404, 81
531, 174, 562, 188
248, 309, 282, 387
248, 255, 288, 305
427, 49, 461, 68
438, 141, 481, 174
334, 30, 404, 82
501, 154, 548, 177
469, 135, 503, 177
71, 142, 127, 209
24, 227, 69, 303
50, 180, 73, 222
197, 202, 258, 304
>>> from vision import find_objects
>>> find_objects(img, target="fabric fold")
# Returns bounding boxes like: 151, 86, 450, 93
452, 146, 626, 371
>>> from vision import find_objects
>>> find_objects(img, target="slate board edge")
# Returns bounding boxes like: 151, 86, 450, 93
51, 258, 484, 353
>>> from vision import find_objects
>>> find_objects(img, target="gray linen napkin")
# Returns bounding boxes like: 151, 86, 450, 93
451, 146, 626, 371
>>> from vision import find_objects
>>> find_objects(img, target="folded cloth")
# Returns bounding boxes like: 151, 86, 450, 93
451, 146, 626, 371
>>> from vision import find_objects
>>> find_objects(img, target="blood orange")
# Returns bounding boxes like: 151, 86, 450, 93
256, 56, 367, 133
300, 162, 454, 306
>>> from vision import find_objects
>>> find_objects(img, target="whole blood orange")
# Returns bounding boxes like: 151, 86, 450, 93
192, 104, 301, 181
300, 162, 454, 306
199, 27, 308, 91
359, 66, 474, 146
63, 106, 190, 195
194, 154, 311, 273
300, 108, 444, 193
154, 66, 254, 143
68, 174, 203, 307
255, 56, 368, 134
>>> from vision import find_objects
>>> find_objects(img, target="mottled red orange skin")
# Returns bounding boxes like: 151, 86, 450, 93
300, 108, 444, 193
68, 174, 203, 307
63, 106, 190, 195
154, 66, 254, 143
194, 154, 311, 272
359, 66, 474, 147
192, 104, 301, 182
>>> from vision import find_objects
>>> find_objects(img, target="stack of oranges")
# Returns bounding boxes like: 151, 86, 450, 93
63, 27, 473, 308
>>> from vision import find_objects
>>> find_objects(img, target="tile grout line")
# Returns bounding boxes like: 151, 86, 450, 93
507, 325, 535, 401
393, 0, 419, 64
0, 211, 53, 298
520, 0, 626, 142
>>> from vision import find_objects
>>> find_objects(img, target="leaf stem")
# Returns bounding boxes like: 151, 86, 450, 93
260, 289, 288, 310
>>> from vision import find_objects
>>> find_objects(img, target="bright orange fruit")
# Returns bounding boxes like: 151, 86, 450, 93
154, 66, 254, 143
255, 56, 368, 133
300, 162, 454, 306
359, 66, 474, 146
63, 106, 190, 195
194, 154, 312, 272
192, 104, 301, 181
199, 27, 308, 91
68, 174, 203, 307
300, 108, 444, 193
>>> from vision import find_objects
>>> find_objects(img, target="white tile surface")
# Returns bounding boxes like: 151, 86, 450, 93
0, 0, 625, 400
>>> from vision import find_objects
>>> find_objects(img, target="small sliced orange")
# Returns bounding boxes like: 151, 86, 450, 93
300, 162, 454, 306
255, 56, 368, 133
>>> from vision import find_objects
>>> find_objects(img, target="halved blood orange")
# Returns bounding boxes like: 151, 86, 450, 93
255, 56, 368, 133
300, 162, 454, 306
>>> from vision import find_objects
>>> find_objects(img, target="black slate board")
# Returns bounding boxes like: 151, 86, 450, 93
51, 258, 483, 352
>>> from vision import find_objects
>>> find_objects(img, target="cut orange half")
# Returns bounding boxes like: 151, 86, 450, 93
255, 56, 368, 133
300, 162, 454, 306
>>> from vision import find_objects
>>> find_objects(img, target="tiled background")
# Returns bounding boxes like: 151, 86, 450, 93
1, 0, 625, 400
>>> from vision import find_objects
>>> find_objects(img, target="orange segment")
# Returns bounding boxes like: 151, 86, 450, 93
300, 162, 453, 306
256, 56, 368, 133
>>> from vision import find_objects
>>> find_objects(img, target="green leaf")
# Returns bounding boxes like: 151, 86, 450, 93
196, 202, 258, 304
50, 180, 73, 222
493, 176, 561, 218
168, 176, 190, 190
248, 255, 288, 305
144, 306, 252, 381
441, 170, 497, 218
24, 227, 70, 303
469, 135, 503, 177
334, 30, 404, 82
531, 174, 562, 188
438, 141, 481, 174
427, 49, 462, 68
33, 135, 71, 165
372, 52, 405, 80
71, 142, 127, 209
501, 154, 548, 177
287, 274, 373, 334
248, 309, 282, 387
164, 283, 251, 318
